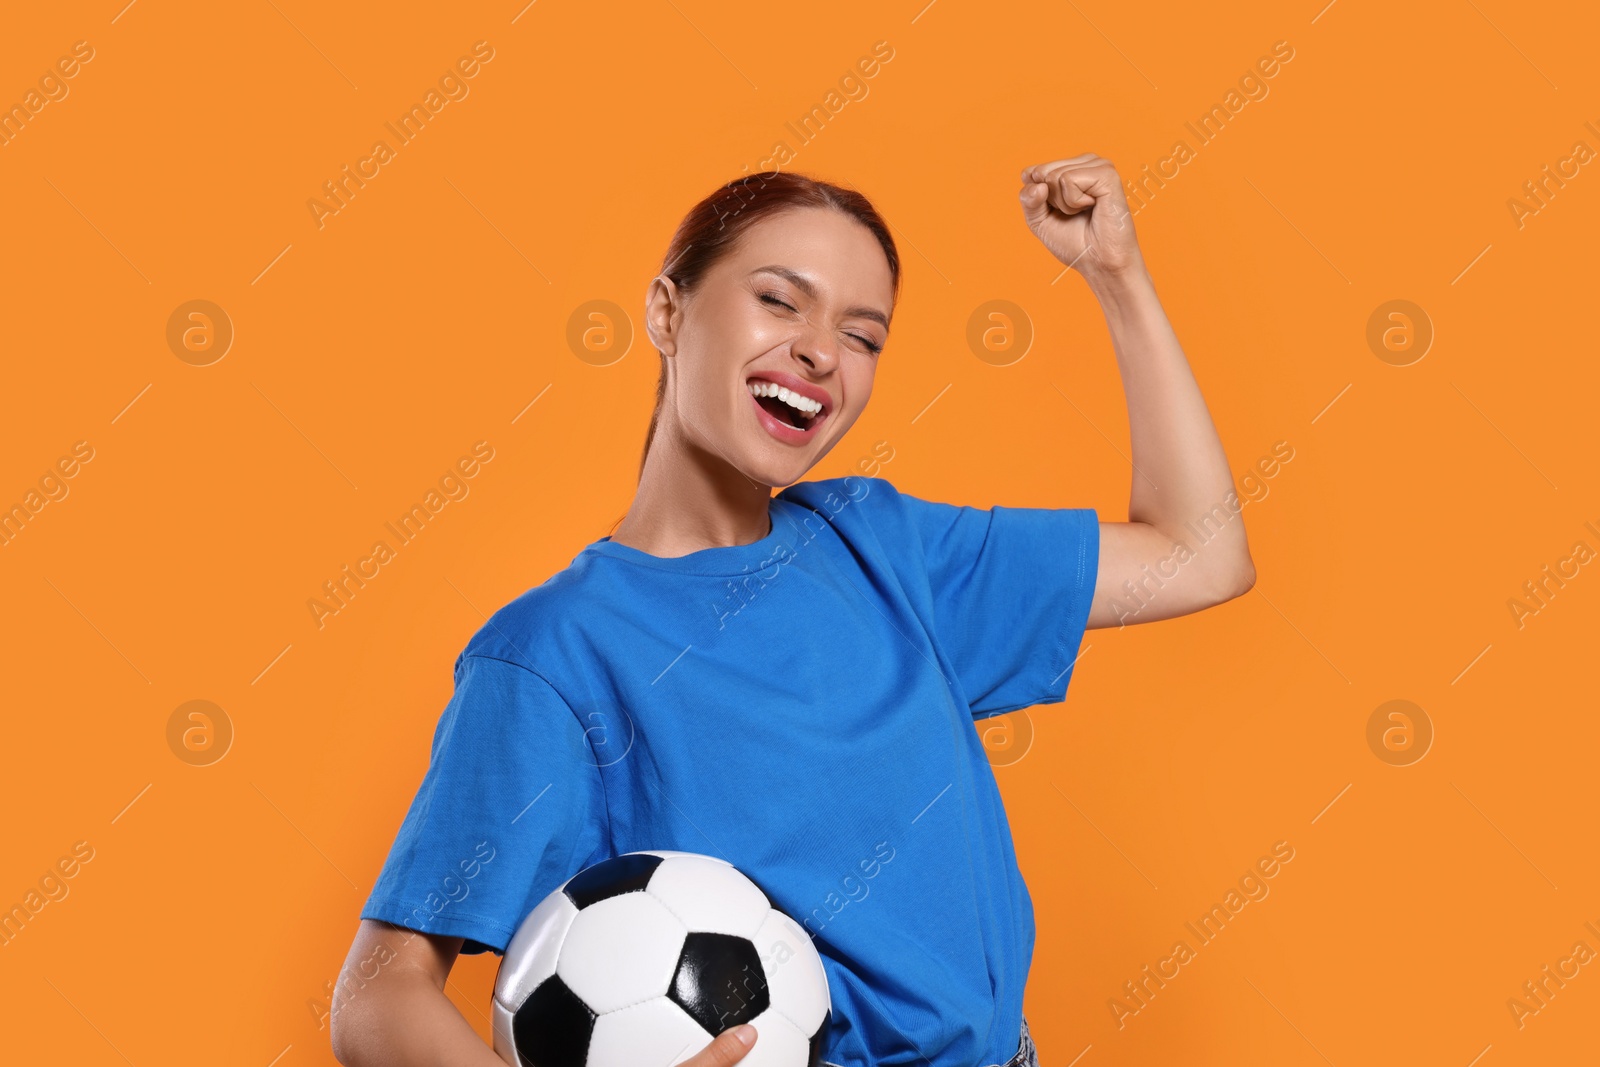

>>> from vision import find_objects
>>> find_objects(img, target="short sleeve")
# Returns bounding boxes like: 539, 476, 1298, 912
360, 653, 609, 955
897, 488, 1100, 719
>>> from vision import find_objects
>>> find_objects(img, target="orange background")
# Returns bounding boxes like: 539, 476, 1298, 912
2, 1, 1596, 1064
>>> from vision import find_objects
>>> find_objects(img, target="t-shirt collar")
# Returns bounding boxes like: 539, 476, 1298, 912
581, 496, 798, 576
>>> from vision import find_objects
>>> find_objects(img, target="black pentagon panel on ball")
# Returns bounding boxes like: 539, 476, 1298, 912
562, 852, 663, 910
669, 931, 771, 1033
807, 1009, 832, 1067
511, 974, 597, 1067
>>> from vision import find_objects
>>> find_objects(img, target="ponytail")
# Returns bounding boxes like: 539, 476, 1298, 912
638, 354, 668, 483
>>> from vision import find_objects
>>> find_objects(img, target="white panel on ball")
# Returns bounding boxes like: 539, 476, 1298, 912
489, 996, 518, 1064
752, 909, 829, 1033
556, 891, 687, 1015
737, 1007, 812, 1067
586, 995, 711, 1067
648, 854, 772, 938
639, 849, 726, 864
492, 891, 580, 1011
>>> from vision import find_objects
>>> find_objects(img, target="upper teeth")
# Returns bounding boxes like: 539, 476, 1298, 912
748, 380, 823, 416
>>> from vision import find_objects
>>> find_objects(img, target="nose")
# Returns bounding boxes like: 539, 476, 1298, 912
791, 321, 842, 374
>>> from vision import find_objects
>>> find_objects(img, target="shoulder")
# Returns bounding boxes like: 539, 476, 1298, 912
781, 474, 957, 543
776, 475, 941, 570
453, 554, 610, 683
779, 474, 915, 526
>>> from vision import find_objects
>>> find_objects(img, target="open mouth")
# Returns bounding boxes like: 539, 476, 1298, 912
747, 378, 829, 436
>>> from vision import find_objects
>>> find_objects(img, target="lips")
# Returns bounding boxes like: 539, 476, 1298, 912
747, 374, 831, 445
747, 371, 833, 417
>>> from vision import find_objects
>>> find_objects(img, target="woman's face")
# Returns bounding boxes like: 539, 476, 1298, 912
646, 205, 895, 489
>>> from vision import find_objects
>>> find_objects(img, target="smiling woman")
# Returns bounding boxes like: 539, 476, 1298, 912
634, 173, 899, 485
341, 159, 1252, 1067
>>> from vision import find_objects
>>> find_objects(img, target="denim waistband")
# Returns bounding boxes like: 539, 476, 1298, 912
1005, 1015, 1037, 1067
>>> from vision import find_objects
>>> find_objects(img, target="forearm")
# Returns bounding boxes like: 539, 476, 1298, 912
332, 973, 504, 1067
1087, 265, 1254, 588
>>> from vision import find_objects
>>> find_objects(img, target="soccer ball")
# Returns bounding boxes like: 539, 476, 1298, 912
492, 850, 832, 1067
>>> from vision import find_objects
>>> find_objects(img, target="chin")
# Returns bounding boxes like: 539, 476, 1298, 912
750, 451, 822, 489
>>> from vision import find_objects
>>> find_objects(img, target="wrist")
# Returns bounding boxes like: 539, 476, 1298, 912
1084, 260, 1155, 312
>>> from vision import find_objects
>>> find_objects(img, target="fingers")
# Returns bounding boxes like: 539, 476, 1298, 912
1017, 180, 1052, 226
1021, 156, 1119, 217
1020, 154, 1100, 183
687, 1024, 759, 1067
1051, 174, 1098, 215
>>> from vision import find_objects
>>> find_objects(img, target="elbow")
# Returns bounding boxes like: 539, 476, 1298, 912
329, 1012, 357, 1067
1212, 558, 1256, 604
328, 988, 369, 1067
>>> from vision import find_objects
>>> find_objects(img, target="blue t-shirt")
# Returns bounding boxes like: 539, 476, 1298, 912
361, 475, 1099, 1067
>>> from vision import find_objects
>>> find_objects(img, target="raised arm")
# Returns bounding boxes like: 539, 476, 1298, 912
1019, 155, 1256, 629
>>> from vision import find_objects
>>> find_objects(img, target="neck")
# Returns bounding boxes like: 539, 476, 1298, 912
610, 421, 775, 558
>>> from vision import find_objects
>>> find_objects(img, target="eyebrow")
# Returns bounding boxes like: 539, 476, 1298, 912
751, 265, 891, 330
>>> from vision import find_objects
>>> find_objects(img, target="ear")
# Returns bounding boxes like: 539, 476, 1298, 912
644, 274, 683, 357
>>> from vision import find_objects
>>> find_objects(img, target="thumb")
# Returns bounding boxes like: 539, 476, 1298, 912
1018, 181, 1051, 228
694, 1024, 759, 1067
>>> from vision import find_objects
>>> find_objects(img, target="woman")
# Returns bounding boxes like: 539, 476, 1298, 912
331, 159, 1255, 1067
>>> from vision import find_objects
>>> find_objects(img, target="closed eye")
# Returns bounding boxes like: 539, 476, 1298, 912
760, 292, 882, 355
